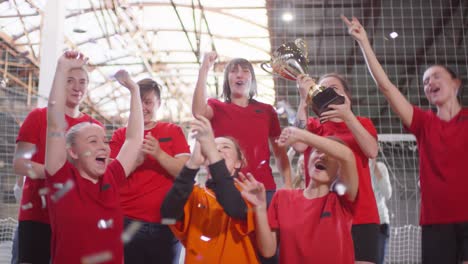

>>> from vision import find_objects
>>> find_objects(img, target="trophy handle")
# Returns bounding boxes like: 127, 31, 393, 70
260, 62, 274, 74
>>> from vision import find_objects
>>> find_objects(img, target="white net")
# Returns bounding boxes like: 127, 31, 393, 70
379, 134, 421, 264
0, 217, 16, 263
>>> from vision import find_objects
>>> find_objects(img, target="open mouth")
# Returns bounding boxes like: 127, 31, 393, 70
431, 87, 440, 93
95, 157, 106, 165
314, 162, 327, 171
235, 80, 245, 85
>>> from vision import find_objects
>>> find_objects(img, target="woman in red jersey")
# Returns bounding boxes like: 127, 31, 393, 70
192, 52, 292, 202
12, 52, 101, 263
342, 14, 468, 264
44, 51, 143, 264
293, 71, 380, 264
238, 126, 359, 264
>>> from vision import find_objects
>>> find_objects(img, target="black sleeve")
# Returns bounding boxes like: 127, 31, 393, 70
209, 159, 247, 220
160, 166, 199, 220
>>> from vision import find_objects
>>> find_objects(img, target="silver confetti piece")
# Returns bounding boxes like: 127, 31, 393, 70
51, 179, 75, 202
97, 219, 114, 229
161, 218, 177, 225
81, 251, 113, 264
21, 202, 33, 210
200, 235, 211, 242
121, 221, 142, 244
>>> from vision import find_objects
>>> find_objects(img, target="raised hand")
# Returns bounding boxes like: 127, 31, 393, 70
341, 15, 369, 43
319, 94, 353, 123
114, 69, 138, 92
57, 51, 88, 70
141, 132, 162, 159
201, 51, 218, 70
186, 141, 205, 169
276, 126, 302, 147
235, 172, 267, 208
190, 115, 215, 145
296, 74, 316, 102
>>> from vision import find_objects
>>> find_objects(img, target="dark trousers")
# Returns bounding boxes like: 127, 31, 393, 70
376, 224, 389, 264
18, 220, 51, 264
123, 217, 177, 264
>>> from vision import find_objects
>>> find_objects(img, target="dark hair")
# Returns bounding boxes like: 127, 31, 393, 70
137, 78, 161, 101
425, 65, 463, 101
318, 73, 352, 102
222, 58, 257, 102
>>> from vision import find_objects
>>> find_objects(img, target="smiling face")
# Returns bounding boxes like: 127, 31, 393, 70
422, 65, 461, 106
222, 58, 257, 101
308, 148, 340, 185
65, 68, 88, 108
141, 90, 160, 124
214, 137, 244, 176
67, 123, 110, 179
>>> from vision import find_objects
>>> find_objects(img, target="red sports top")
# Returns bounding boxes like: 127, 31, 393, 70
16, 107, 101, 223
208, 98, 281, 190
268, 189, 355, 264
304, 117, 379, 225
45, 160, 126, 264
408, 106, 468, 225
110, 122, 190, 222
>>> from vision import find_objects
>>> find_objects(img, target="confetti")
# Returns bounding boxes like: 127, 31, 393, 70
161, 218, 177, 225
200, 235, 211, 242
21, 202, 33, 210
40, 195, 47, 209
334, 182, 347, 196
197, 203, 206, 209
51, 179, 75, 202
38, 187, 50, 196
81, 251, 113, 264
97, 219, 114, 229
121, 221, 142, 244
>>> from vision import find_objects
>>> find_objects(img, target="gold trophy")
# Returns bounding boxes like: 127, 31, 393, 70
261, 38, 345, 116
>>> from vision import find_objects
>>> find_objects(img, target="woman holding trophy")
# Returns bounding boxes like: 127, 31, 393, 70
342, 15, 468, 264
262, 38, 380, 263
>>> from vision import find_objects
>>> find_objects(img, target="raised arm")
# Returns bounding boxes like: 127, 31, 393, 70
235, 173, 277, 257
270, 138, 292, 189
375, 161, 392, 200
277, 127, 359, 201
114, 70, 144, 176
341, 15, 413, 127
45, 51, 88, 175
292, 74, 316, 153
192, 116, 248, 219
160, 142, 203, 220
192, 52, 216, 119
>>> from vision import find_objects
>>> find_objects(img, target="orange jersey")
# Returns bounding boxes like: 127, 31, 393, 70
170, 185, 259, 264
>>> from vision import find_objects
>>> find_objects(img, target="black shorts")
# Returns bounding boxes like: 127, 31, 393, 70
422, 222, 468, 263
352, 223, 379, 262
18, 220, 51, 264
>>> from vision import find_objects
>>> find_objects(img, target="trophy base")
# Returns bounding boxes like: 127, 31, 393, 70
310, 88, 345, 116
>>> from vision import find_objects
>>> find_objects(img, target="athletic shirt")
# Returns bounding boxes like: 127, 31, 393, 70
45, 160, 126, 264
169, 185, 259, 264
16, 107, 101, 223
408, 106, 468, 225
268, 189, 354, 264
110, 122, 190, 223
208, 98, 281, 190
304, 117, 379, 225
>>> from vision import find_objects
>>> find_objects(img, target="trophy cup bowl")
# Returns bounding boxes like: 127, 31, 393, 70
261, 39, 345, 116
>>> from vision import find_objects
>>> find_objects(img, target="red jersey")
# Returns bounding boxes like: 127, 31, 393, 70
408, 106, 468, 225
304, 117, 379, 225
16, 107, 101, 223
110, 122, 190, 223
45, 160, 126, 264
208, 98, 281, 190
268, 189, 354, 264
